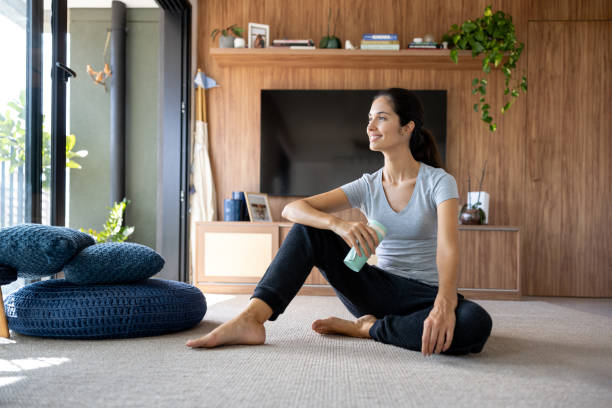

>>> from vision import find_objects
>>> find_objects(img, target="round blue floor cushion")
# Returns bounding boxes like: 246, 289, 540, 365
4, 279, 207, 339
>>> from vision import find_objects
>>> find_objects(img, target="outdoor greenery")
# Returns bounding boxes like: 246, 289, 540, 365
80, 198, 134, 243
442, 5, 527, 132
0, 91, 88, 188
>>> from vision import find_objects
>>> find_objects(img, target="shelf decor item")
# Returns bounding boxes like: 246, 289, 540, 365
244, 192, 273, 222
442, 5, 527, 132
211, 24, 244, 48
319, 7, 341, 49
248, 22, 270, 48
459, 160, 488, 225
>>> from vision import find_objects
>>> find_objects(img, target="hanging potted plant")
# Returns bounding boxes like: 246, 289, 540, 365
442, 5, 527, 132
211, 24, 244, 48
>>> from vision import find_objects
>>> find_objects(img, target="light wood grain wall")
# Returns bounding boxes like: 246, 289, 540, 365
197, 0, 611, 296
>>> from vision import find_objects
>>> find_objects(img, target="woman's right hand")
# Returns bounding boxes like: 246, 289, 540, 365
331, 219, 379, 257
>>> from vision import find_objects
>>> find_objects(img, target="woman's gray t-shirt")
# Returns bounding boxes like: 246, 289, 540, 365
340, 162, 459, 286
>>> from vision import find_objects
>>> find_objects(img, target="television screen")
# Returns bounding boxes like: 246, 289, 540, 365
260, 90, 447, 197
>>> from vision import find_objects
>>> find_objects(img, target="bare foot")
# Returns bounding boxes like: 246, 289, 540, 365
311, 314, 377, 338
186, 314, 266, 348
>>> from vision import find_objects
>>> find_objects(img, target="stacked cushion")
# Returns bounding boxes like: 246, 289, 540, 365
0, 224, 95, 279
1, 223, 207, 339
63, 243, 165, 285
4, 279, 207, 339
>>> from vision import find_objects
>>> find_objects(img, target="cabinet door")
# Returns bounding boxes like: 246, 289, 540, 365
457, 229, 519, 291
196, 223, 279, 283
525, 22, 612, 296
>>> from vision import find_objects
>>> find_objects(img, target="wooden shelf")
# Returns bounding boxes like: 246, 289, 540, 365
209, 48, 483, 70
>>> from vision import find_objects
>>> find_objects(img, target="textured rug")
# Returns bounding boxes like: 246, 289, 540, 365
1, 294, 611, 407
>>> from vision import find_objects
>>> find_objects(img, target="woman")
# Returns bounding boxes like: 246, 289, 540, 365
187, 88, 492, 356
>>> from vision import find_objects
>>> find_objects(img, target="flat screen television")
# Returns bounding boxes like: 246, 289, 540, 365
260, 89, 447, 197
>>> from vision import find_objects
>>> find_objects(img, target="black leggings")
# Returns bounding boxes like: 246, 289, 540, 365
252, 224, 493, 355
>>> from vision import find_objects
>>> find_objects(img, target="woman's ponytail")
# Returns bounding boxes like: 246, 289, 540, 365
410, 127, 442, 169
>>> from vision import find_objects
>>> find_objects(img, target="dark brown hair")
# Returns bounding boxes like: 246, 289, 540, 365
374, 88, 443, 169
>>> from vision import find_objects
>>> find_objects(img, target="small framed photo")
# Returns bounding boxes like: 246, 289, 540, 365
248, 22, 270, 48
244, 192, 273, 222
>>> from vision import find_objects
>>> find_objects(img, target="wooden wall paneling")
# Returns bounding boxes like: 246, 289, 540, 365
526, 22, 612, 296
529, 0, 612, 20
341, 0, 401, 47
525, 22, 563, 296
559, 22, 611, 296
265, 0, 334, 42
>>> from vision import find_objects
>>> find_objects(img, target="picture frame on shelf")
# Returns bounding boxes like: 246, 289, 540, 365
244, 192, 273, 222
248, 22, 270, 48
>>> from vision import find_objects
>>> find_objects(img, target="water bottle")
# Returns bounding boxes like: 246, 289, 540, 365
343, 220, 387, 272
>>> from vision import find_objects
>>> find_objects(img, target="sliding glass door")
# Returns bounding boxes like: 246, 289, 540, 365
1, 0, 72, 296
0, 2, 29, 228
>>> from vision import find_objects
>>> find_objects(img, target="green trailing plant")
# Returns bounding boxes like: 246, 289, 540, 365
442, 5, 527, 132
319, 8, 341, 49
80, 198, 134, 243
0, 91, 88, 189
210, 24, 244, 41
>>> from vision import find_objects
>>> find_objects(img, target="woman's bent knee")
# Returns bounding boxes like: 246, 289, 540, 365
452, 301, 493, 353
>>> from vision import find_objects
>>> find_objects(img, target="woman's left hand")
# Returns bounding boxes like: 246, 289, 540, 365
422, 298, 457, 356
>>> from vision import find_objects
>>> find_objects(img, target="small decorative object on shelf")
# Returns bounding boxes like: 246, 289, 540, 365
319, 7, 341, 48
234, 37, 246, 48
344, 40, 357, 50
459, 160, 489, 225
408, 35, 439, 49
244, 192, 273, 222
248, 22, 270, 48
211, 24, 244, 48
224, 198, 241, 221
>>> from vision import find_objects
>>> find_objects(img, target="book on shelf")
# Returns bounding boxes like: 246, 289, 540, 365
360, 44, 400, 50
272, 39, 315, 46
270, 44, 316, 49
362, 33, 398, 41
360, 40, 399, 45
408, 42, 439, 49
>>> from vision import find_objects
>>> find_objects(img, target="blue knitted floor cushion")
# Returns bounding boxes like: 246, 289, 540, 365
0, 223, 95, 279
4, 279, 207, 339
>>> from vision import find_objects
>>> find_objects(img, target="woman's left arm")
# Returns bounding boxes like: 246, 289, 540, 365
421, 198, 459, 356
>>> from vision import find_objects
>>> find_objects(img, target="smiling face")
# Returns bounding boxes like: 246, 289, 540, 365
367, 96, 414, 152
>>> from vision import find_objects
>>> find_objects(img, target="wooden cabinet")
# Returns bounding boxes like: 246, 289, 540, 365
195, 222, 520, 299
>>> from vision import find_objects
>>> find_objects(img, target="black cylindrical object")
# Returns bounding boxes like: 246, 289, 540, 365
110, 1, 126, 205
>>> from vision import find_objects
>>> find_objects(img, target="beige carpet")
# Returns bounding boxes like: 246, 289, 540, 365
1, 294, 611, 407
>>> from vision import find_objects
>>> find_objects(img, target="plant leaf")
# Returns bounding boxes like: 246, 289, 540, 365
462, 21, 477, 33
